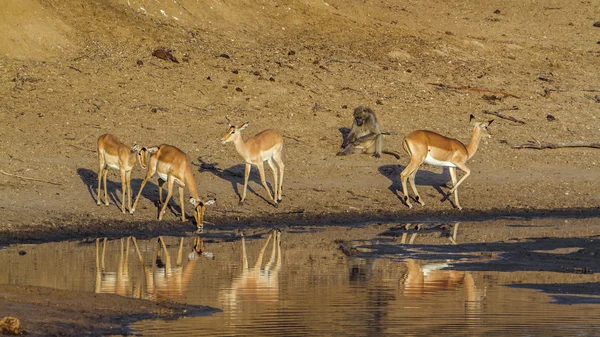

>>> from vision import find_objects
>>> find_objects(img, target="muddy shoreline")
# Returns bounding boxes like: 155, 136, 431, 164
2, 207, 599, 247
0, 284, 219, 337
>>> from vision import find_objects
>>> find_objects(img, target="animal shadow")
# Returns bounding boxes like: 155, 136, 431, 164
197, 158, 273, 205
378, 164, 451, 203
338, 127, 351, 146
77, 168, 166, 215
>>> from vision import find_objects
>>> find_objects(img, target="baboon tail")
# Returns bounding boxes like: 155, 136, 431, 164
382, 150, 401, 160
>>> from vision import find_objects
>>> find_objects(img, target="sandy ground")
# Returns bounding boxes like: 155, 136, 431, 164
0, 0, 599, 335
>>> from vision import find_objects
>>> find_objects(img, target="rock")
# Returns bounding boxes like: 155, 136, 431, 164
152, 48, 179, 63
0, 316, 23, 335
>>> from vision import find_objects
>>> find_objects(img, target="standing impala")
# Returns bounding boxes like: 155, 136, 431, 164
97, 134, 148, 213
221, 118, 285, 207
400, 115, 493, 209
130, 144, 215, 230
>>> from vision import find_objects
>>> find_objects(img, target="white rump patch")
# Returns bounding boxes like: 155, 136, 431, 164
424, 153, 456, 167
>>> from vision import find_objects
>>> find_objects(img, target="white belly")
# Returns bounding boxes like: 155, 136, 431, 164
424, 153, 456, 167
107, 163, 120, 170
157, 172, 184, 186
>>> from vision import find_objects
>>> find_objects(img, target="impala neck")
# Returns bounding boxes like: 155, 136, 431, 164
186, 175, 201, 201
465, 126, 484, 160
128, 151, 138, 168
231, 132, 250, 161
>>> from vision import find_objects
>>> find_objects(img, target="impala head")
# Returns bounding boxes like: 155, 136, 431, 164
469, 114, 494, 138
221, 117, 249, 144
131, 144, 149, 169
189, 198, 216, 229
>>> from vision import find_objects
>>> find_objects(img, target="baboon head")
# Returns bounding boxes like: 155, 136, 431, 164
221, 117, 249, 144
353, 106, 374, 126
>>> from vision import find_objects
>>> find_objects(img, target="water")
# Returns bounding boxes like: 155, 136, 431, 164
2, 218, 600, 336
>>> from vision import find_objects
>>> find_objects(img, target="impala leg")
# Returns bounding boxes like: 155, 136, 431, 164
158, 179, 165, 206
448, 163, 470, 193
158, 177, 175, 220
97, 165, 104, 205
131, 163, 156, 214
179, 185, 185, 222
255, 231, 273, 269
267, 158, 279, 201
449, 166, 461, 210
120, 168, 127, 214
240, 163, 251, 205
448, 163, 470, 208
102, 169, 110, 206
176, 237, 184, 266
256, 161, 276, 206
274, 152, 285, 203
126, 171, 132, 213
400, 161, 421, 208
241, 233, 248, 270
409, 170, 425, 206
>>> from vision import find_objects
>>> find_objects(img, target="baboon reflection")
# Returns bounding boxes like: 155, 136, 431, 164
221, 229, 282, 311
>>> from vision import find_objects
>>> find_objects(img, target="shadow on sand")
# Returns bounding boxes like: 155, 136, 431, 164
195, 158, 273, 205
378, 164, 454, 206
76, 168, 186, 218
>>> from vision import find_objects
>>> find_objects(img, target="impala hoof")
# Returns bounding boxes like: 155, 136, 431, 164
104, 202, 110, 206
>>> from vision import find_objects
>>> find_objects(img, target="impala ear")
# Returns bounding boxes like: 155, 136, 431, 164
469, 114, 475, 122
225, 116, 231, 126
147, 146, 159, 154
131, 144, 141, 153
488, 119, 494, 126
239, 122, 249, 131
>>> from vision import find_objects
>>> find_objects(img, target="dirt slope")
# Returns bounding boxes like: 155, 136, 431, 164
0, 0, 599, 238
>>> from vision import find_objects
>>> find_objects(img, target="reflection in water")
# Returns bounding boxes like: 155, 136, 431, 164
94, 236, 210, 301
220, 229, 282, 313
3, 219, 600, 336
394, 223, 486, 314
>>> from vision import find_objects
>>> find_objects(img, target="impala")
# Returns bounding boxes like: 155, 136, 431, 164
221, 118, 285, 206
400, 115, 493, 209
130, 144, 215, 229
97, 134, 148, 213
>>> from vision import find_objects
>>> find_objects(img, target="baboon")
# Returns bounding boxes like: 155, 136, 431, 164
338, 106, 383, 158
